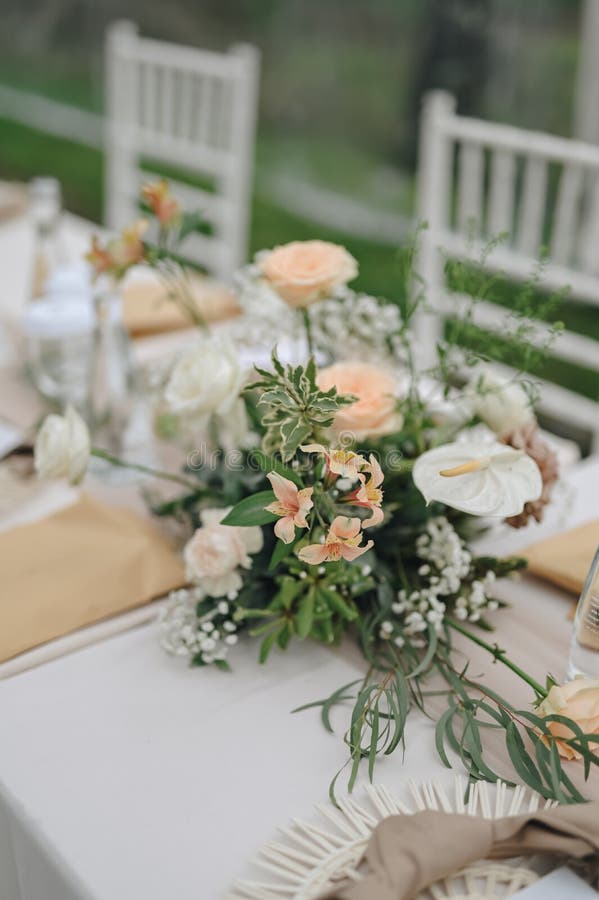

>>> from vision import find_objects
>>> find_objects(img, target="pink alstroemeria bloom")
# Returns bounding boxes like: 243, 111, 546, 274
298, 516, 373, 565
142, 179, 182, 226
301, 443, 366, 480
345, 454, 384, 528
265, 472, 314, 544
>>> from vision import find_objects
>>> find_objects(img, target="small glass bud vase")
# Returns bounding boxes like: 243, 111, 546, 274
89, 287, 132, 456
568, 545, 599, 679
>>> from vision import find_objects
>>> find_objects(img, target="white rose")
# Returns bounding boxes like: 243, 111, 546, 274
184, 508, 263, 597
469, 369, 535, 436
164, 337, 244, 416
34, 405, 90, 484
200, 507, 263, 556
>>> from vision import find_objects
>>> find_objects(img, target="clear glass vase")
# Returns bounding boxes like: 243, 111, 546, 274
568, 545, 599, 679
89, 289, 132, 457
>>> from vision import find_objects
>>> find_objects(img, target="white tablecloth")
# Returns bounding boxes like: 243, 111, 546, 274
0, 457, 598, 900
1, 210, 598, 898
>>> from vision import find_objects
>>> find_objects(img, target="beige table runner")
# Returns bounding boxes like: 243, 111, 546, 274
523, 519, 599, 595
0, 493, 185, 664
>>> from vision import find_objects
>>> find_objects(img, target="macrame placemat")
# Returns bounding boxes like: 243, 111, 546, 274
226, 778, 557, 900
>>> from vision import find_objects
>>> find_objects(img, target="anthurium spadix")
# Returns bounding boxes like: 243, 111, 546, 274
413, 441, 543, 517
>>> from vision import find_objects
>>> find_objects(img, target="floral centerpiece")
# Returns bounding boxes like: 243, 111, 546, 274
36, 181, 599, 803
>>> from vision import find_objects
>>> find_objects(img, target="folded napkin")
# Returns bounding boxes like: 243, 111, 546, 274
121, 270, 240, 337
523, 520, 599, 595
324, 801, 599, 900
0, 494, 185, 664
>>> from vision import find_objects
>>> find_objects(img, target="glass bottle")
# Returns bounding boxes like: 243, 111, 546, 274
29, 177, 66, 301
568, 545, 599, 679
21, 296, 95, 411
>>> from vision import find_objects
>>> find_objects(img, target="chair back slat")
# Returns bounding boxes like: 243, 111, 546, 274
551, 164, 583, 265
487, 149, 516, 236
516, 156, 547, 256
457, 142, 484, 235
416, 90, 599, 451
104, 20, 260, 279
578, 174, 599, 275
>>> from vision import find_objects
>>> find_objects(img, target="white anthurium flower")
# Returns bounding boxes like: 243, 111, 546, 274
164, 336, 245, 417
34, 405, 91, 485
468, 369, 535, 436
413, 440, 543, 518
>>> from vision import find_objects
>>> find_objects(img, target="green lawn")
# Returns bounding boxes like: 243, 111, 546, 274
0, 116, 405, 299
0, 116, 596, 415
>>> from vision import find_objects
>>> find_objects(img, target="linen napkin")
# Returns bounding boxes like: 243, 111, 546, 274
0, 493, 185, 664
323, 801, 599, 900
121, 270, 240, 337
523, 520, 599, 595
0, 182, 27, 223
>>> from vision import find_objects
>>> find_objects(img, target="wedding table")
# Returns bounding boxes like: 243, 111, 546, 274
0, 210, 598, 899
0, 456, 596, 900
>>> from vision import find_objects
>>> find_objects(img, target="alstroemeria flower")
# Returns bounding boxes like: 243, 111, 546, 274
265, 472, 314, 544
86, 236, 112, 275
413, 441, 542, 518
110, 219, 148, 268
298, 516, 373, 565
345, 454, 384, 528
301, 443, 366, 480
86, 220, 148, 278
142, 179, 181, 226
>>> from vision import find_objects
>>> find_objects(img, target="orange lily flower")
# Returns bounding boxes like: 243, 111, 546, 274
298, 516, 373, 565
345, 454, 384, 528
142, 179, 181, 226
265, 472, 314, 544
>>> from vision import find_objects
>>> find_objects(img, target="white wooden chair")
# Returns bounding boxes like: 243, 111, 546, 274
104, 20, 260, 280
416, 91, 599, 450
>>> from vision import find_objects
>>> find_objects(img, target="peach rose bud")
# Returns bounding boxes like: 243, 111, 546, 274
537, 677, 599, 760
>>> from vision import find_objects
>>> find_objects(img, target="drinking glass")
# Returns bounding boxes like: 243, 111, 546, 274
568, 545, 599, 679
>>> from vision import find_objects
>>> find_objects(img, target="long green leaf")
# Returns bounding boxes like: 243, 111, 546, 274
259, 628, 281, 664
435, 707, 455, 769
368, 705, 380, 782
407, 625, 438, 679
291, 679, 361, 733
251, 449, 304, 487
504, 721, 547, 797
296, 586, 315, 639
269, 534, 300, 570
221, 490, 277, 526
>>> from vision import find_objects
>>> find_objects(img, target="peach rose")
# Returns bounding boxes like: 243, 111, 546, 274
537, 677, 599, 760
260, 240, 358, 308
317, 361, 404, 440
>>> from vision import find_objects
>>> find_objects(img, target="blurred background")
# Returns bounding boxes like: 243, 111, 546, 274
0, 0, 596, 417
